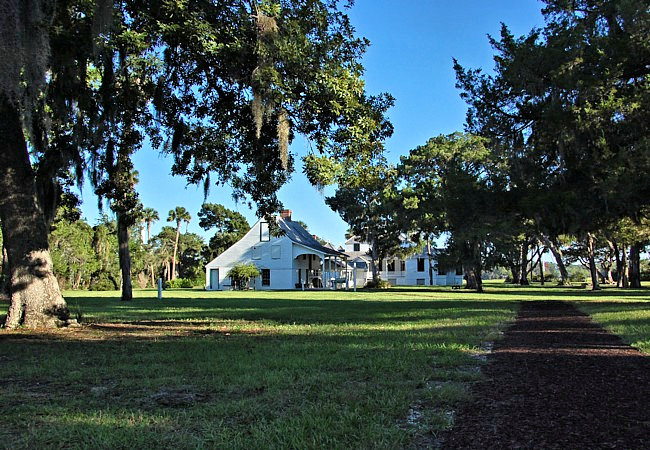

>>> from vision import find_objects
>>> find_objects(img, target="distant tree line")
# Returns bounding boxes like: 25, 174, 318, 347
0, 202, 249, 293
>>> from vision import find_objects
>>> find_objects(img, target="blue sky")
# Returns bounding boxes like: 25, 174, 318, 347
78, 0, 544, 246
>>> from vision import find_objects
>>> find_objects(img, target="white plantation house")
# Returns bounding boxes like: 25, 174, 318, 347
205, 210, 349, 290
343, 237, 464, 287
205, 210, 463, 290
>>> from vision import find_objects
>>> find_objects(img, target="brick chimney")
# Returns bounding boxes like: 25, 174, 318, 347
280, 209, 292, 221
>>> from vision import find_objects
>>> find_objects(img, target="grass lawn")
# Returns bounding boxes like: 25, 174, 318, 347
1, 284, 649, 448
574, 297, 650, 354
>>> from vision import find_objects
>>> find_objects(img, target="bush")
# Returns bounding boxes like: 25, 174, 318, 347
226, 264, 261, 290
89, 273, 118, 291
640, 260, 650, 281
567, 265, 589, 282
531, 273, 556, 282
366, 279, 391, 289
164, 278, 194, 289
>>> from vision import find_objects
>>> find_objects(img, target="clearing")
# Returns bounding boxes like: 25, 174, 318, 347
1, 284, 649, 448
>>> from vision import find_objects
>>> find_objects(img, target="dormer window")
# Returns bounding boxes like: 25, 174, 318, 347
353, 243, 360, 251
260, 222, 270, 241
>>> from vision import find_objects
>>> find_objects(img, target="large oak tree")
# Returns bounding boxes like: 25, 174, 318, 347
1, 0, 391, 327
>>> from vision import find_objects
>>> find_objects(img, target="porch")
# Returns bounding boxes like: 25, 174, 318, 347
292, 250, 350, 290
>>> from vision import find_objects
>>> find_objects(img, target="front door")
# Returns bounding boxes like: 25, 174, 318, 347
210, 268, 219, 290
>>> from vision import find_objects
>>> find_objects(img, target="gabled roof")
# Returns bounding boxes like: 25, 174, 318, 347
347, 253, 370, 262
345, 235, 361, 244
348, 259, 368, 269
278, 218, 345, 256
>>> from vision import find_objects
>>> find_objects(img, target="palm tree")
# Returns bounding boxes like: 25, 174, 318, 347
141, 207, 159, 243
167, 206, 191, 279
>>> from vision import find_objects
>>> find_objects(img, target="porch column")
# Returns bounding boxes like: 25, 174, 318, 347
328, 257, 331, 287
334, 256, 339, 290
321, 254, 326, 289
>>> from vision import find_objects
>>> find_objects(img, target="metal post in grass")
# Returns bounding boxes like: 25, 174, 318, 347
158, 278, 162, 299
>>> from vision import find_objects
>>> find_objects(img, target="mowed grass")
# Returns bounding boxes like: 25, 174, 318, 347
1, 283, 649, 448
574, 297, 650, 354
1, 287, 515, 449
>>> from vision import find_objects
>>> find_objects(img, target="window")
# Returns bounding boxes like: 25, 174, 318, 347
261, 269, 270, 286
271, 245, 281, 259
417, 258, 425, 272
416, 278, 425, 286
400, 260, 406, 272
456, 266, 463, 276
438, 265, 447, 276
259, 222, 270, 241
353, 243, 360, 251
387, 260, 395, 272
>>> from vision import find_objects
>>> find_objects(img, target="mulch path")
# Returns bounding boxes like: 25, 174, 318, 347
442, 300, 650, 449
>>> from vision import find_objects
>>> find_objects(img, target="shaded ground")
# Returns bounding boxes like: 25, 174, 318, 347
443, 300, 650, 449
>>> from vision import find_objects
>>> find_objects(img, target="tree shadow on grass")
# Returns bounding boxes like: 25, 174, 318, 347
0, 318, 494, 448
351, 284, 650, 299
66, 296, 518, 327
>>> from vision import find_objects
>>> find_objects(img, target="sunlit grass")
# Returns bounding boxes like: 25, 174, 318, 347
575, 299, 650, 353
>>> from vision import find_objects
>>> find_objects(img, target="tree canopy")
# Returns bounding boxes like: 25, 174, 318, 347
1, 0, 394, 327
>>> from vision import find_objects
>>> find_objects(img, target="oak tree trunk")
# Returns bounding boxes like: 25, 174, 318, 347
117, 213, 133, 301
586, 233, 601, 291
519, 239, 529, 286
1, 244, 9, 302
621, 244, 629, 288
628, 242, 642, 288
542, 235, 569, 285
464, 240, 483, 292
465, 266, 483, 292
610, 240, 622, 287
509, 263, 520, 284
0, 95, 69, 328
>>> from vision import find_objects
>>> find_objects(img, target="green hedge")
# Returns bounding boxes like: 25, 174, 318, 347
164, 278, 194, 289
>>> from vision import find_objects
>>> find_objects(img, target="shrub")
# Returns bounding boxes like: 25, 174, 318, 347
531, 273, 556, 282
640, 260, 650, 281
226, 263, 261, 290
567, 265, 589, 282
164, 278, 194, 289
366, 279, 391, 289
89, 273, 118, 291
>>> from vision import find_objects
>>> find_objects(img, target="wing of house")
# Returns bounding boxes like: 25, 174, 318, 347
205, 210, 348, 290
342, 237, 464, 287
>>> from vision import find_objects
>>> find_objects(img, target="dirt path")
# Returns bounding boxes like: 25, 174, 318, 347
442, 300, 650, 449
